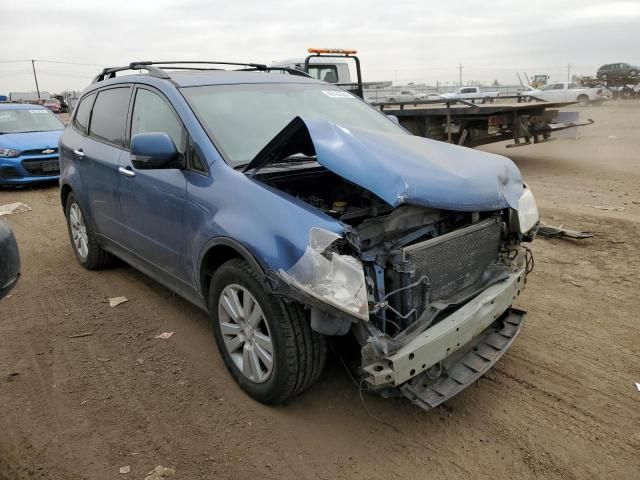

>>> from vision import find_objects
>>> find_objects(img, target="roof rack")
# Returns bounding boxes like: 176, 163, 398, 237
91, 61, 311, 83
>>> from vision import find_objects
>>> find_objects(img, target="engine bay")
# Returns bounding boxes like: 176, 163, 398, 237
256, 165, 518, 339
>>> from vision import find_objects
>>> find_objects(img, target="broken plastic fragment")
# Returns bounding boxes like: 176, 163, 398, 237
109, 296, 129, 307
119, 466, 130, 474
155, 332, 174, 339
0, 202, 31, 216
144, 465, 175, 479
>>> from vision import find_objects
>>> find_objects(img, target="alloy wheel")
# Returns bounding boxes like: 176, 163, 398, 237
218, 284, 274, 383
69, 203, 89, 259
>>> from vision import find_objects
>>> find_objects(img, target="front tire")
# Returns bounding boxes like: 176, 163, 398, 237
209, 259, 326, 404
65, 193, 112, 269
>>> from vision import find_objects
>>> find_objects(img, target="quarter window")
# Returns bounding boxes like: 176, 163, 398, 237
189, 141, 207, 173
131, 88, 186, 152
72, 93, 95, 134
89, 87, 131, 146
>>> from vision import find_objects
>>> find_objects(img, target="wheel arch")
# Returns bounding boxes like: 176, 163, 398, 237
60, 183, 73, 210
199, 237, 267, 305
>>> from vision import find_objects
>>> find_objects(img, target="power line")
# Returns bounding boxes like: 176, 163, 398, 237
35, 59, 103, 67
0, 59, 102, 67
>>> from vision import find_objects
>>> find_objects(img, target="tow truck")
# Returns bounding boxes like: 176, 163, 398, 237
287, 48, 593, 149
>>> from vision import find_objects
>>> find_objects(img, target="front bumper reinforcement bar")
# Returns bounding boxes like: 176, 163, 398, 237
399, 308, 525, 411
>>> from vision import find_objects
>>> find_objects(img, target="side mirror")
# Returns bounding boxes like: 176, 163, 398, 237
0, 221, 20, 301
386, 114, 400, 125
130, 132, 182, 169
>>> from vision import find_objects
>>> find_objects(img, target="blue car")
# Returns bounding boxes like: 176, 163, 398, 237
0, 104, 65, 185
59, 62, 539, 409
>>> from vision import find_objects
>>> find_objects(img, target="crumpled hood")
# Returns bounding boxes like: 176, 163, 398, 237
246, 116, 524, 212
306, 118, 523, 211
0, 130, 63, 152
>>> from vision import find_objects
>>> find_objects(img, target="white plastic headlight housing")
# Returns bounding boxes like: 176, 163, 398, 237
518, 186, 539, 234
0, 148, 20, 158
279, 228, 369, 320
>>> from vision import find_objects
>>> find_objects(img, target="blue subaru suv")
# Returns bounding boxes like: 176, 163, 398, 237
59, 61, 538, 409
0, 104, 64, 185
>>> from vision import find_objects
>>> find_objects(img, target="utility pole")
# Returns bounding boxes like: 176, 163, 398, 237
459, 64, 463, 86
567, 63, 571, 83
31, 59, 41, 100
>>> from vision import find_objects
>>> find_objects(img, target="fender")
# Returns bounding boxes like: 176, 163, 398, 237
197, 236, 268, 294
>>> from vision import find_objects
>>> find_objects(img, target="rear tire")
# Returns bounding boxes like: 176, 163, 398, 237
388, 98, 396, 102
65, 192, 112, 270
577, 95, 590, 107
209, 258, 326, 404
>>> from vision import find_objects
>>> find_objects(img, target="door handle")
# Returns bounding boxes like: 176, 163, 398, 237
73, 148, 85, 158
118, 166, 136, 177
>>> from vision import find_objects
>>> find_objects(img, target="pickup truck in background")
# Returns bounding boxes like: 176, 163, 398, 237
439, 86, 500, 103
387, 89, 440, 102
525, 82, 609, 106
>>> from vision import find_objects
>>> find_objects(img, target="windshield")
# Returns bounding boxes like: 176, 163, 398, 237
0, 108, 65, 134
183, 83, 405, 166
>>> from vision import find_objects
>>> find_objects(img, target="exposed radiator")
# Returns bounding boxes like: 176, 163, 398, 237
403, 217, 502, 302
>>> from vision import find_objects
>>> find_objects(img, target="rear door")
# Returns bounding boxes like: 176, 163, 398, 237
118, 86, 191, 283
83, 86, 132, 243
60, 87, 131, 244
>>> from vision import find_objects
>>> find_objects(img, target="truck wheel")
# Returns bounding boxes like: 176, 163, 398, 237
65, 193, 112, 269
388, 97, 396, 102
577, 95, 590, 107
209, 258, 326, 404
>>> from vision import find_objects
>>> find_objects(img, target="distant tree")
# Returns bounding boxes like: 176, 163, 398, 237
492, 79, 500, 86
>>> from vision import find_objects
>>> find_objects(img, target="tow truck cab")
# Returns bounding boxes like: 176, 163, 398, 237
272, 48, 364, 98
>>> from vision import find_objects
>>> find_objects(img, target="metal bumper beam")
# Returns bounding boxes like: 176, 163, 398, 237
399, 308, 525, 411
362, 267, 525, 387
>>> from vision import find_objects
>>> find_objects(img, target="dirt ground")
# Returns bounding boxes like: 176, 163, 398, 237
0, 102, 638, 480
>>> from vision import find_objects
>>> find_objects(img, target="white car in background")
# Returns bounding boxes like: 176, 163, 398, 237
526, 82, 610, 106
387, 89, 432, 102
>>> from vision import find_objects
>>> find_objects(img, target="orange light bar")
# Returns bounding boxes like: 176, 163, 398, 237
307, 48, 357, 55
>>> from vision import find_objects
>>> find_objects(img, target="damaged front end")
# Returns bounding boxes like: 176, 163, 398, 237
252, 117, 538, 410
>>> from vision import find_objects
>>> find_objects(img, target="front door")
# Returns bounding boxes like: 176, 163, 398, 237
118, 86, 192, 284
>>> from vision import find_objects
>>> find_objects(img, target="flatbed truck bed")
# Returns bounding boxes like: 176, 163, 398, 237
372, 98, 593, 148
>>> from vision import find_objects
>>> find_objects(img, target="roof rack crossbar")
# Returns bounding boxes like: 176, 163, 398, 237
92, 60, 278, 84
139, 61, 268, 69
242, 67, 311, 78
91, 63, 170, 83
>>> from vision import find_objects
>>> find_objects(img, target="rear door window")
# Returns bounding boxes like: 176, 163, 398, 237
72, 93, 95, 134
130, 88, 186, 153
89, 87, 131, 147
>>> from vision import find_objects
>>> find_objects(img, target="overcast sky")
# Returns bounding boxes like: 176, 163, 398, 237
1, 0, 639, 93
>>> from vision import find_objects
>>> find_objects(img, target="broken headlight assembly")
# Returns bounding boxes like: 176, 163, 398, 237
279, 227, 369, 320
517, 186, 539, 234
